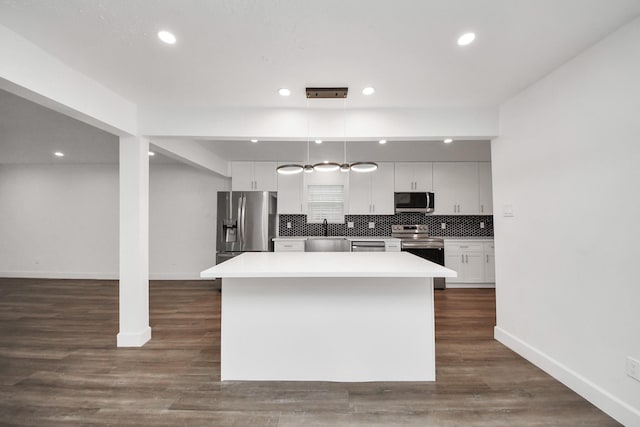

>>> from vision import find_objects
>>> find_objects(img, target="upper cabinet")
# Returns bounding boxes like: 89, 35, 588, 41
276, 162, 304, 214
478, 162, 493, 215
433, 162, 479, 214
231, 161, 277, 191
394, 162, 433, 192
348, 163, 395, 214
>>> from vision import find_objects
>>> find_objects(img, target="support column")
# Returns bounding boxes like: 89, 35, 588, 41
117, 136, 151, 347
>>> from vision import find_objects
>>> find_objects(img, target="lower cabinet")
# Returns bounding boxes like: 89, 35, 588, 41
274, 240, 305, 252
445, 240, 495, 287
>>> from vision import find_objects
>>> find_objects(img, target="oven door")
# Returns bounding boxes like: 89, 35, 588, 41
401, 245, 446, 289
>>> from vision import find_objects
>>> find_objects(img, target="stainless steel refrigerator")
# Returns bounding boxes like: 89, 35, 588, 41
216, 191, 277, 264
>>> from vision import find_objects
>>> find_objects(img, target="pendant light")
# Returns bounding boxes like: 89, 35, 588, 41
276, 164, 304, 174
304, 140, 314, 173
340, 99, 350, 172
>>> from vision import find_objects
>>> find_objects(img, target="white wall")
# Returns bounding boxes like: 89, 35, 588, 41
0, 164, 119, 278
492, 17, 640, 426
149, 164, 230, 279
0, 163, 230, 279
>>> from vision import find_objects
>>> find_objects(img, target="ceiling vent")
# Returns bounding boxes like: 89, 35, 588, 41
306, 87, 348, 99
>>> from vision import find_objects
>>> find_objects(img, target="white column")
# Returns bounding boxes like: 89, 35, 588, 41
117, 136, 151, 347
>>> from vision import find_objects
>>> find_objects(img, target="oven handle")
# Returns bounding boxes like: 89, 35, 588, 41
401, 241, 444, 249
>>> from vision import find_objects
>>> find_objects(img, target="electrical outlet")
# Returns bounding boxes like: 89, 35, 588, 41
286, 222, 292, 229
368, 222, 375, 229
347, 222, 354, 228
627, 356, 640, 382
441, 223, 446, 230
480, 222, 485, 229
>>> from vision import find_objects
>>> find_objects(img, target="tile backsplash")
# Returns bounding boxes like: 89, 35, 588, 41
278, 214, 494, 238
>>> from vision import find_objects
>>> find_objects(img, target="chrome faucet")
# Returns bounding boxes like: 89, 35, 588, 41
322, 218, 328, 237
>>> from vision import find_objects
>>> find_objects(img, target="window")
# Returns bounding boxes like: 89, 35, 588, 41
306, 185, 345, 223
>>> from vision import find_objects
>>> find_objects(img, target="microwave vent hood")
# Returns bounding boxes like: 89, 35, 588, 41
394, 192, 435, 213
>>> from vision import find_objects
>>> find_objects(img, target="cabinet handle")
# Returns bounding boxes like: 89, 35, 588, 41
465, 254, 468, 263
481, 204, 484, 213
486, 254, 489, 263
372, 204, 375, 213
461, 254, 464, 263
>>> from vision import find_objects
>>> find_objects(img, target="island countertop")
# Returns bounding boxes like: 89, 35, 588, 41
201, 252, 457, 279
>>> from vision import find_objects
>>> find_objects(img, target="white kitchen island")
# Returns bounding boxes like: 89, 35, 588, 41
201, 252, 456, 382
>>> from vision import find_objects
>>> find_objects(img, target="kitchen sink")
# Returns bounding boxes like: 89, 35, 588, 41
304, 237, 350, 252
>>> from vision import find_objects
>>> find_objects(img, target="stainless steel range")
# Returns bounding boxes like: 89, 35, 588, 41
391, 224, 446, 290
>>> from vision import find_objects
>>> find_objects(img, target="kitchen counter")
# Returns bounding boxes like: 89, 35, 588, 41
272, 236, 401, 242
443, 236, 494, 240
202, 252, 455, 278
201, 252, 455, 382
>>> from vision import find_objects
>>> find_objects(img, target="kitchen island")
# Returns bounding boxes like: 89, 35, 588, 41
201, 252, 456, 382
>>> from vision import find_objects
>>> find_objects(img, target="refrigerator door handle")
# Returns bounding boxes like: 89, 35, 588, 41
240, 194, 247, 250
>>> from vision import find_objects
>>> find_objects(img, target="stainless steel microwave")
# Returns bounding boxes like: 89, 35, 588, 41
394, 192, 435, 213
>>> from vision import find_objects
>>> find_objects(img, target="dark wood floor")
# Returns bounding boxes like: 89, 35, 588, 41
0, 279, 619, 426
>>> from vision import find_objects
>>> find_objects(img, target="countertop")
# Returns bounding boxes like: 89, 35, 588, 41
273, 236, 492, 241
201, 252, 457, 279
273, 236, 401, 242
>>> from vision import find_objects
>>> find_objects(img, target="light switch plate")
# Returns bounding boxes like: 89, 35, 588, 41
441, 223, 446, 230
503, 204, 514, 217
480, 222, 485, 229
347, 222, 354, 228
286, 222, 292, 229
368, 222, 375, 229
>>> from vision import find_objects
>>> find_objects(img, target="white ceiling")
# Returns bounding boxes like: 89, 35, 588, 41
0, 89, 175, 164
1, 0, 639, 110
2, 1, 639, 165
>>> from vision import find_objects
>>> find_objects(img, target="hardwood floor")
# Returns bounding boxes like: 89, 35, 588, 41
0, 278, 619, 426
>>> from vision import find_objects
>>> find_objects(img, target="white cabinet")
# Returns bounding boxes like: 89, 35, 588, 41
274, 239, 305, 252
277, 162, 304, 214
445, 239, 495, 287
433, 162, 479, 214
478, 162, 493, 215
484, 241, 495, 282
231, 161, 277, 191
348, 163, 394, 214
394, 162, 433, 192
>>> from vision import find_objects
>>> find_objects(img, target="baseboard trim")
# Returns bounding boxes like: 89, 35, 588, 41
149, 273, 206, 280
446, 283, 495, 289
0, 271, 207, 281
494, 326, 640, 427
117, 327, 152, 347
0, 271, 118, 280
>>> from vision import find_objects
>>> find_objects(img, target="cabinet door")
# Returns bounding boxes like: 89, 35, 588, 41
253, 162, 277, 191
277, 162, 303, 214
485, 252, 496, 282
478, 162, 493, 215
394, 162, 415, 191
231, 161, 254, 191
484, 242, 495, 282
463, 253, 485, 283
444, 253, 464, 283
348, 169, 372, 214
433, 162, 479, 214
413, 162, 433, 192
371, 163, 395, 214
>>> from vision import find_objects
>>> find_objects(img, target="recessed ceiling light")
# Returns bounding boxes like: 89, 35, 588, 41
251, 139, 258, 143
362, 87, 375, 96
379, 139, 387, 144
315, 140, 322, 144
444, 138, 453, 144
54, 151, 64, 157
148, 151, 155, 156
158, 30, 177, 45
457, 32, 476, 46
278, 88, 291, 97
